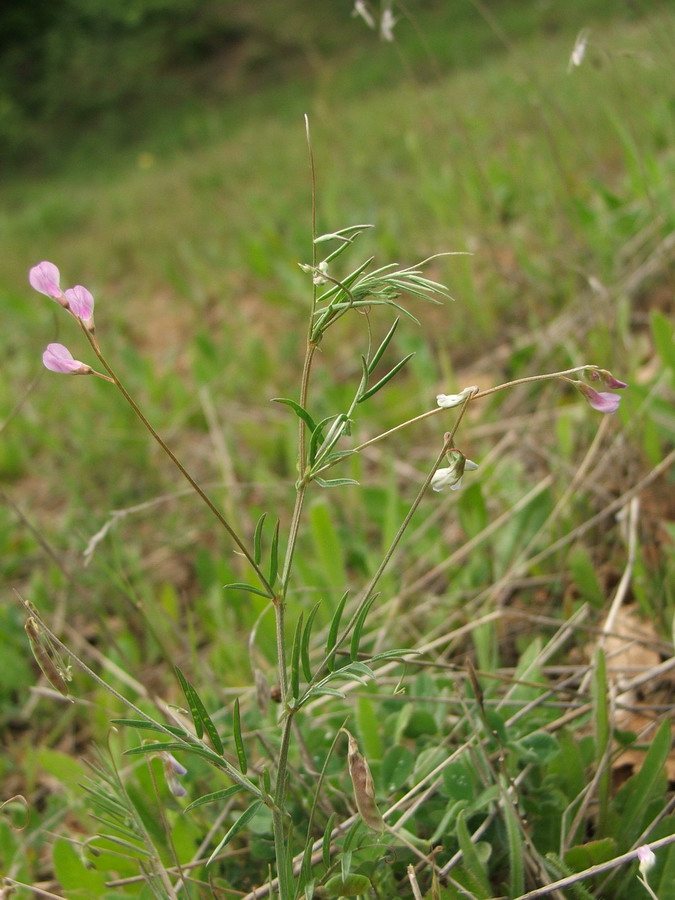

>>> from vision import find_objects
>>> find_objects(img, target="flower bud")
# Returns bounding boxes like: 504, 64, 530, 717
42, 343, 92, 375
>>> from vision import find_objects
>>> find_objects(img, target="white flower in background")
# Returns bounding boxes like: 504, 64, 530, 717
436, 385, 478, 408
568, 28, 591, 72
431, 449, 479, 492
353, 0, 375, 29
380, 6, 397, 42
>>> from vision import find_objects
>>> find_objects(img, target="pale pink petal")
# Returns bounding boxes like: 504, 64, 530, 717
42, 343, 90, 374
577, 382, 621, 413
64, 285, 94, 320
29, 261, 62, 299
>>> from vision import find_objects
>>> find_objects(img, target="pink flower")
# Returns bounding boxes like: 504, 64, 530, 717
64, 285, 94, 320
42, 343, 92, 375
29, 261, 64, 300
637, 845, 656, 875
587, 368, 628, 390
161, 752, 187, 797
576, 382, 621, 413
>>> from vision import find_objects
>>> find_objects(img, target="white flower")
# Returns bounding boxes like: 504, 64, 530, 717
637, 845, 656, 877
568, 28, 590, 72
436, 386, 478, 409
431, 450, 479, 492
380, 7, 397, 42
313, 260, 329, 285
353, 0, 375, 29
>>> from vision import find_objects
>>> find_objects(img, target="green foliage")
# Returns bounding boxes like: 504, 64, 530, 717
2, 1, 674, 897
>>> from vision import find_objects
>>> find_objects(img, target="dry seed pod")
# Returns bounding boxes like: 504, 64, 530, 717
344, 728, 384, 832
25, 616, 71, 697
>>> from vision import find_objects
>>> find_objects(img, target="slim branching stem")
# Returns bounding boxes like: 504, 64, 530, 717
80, 324, 273, 595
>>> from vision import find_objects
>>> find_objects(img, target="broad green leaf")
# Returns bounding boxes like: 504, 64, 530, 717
356, 695, 382, 760
381, 745, 414, 792
325, 874, 371, 898
442, 760, 475, 802
564, 838, 617, 872
232, 698, 247, 774
52, 838, 108, 895
512, 732, 560, 765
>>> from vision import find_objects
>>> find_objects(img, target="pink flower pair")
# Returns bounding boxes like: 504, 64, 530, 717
576, 369, 628, 413
29, 261, 95, 323
29, 261, 103, 377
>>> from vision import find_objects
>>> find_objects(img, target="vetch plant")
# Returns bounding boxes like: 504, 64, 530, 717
24, 169, 638, 897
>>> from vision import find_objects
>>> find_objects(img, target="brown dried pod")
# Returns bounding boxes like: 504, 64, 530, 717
344, 728, 385, 832
25, 616, 71, 698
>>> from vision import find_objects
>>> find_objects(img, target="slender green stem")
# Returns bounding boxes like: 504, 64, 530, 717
80, 325, 272, 595
271, 713, 296, 900
308, 399, 472, 683
313, 364, 598, 472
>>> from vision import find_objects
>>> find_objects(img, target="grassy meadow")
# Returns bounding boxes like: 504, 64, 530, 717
1, 1, 674, 897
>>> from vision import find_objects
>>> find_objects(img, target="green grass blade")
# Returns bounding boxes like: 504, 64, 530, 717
591, 648, 610, 835
326, 590, 350, 671
308, 414, 337, 465
206, 800, 263, 865
110, 719, 188, 738
455, 809, 492, 899
357, 353, 415, 403
301, 602, 321, 682
367, 317, 400, 374
225, 582, 273, 599
615, 718, 670, 847
184, 785, 243, 812
503, 791, 524, 896
290, 612, 304, 700
232, 698, 247, 774
174, 666, 203, 739
272, 397, 317, 433
176, 674, 224, 756
314, 476, 360, 488
322, 813, 336, 869
268, 518, 280, 587
253, 512, 267, 566
350, 594, 377, 660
